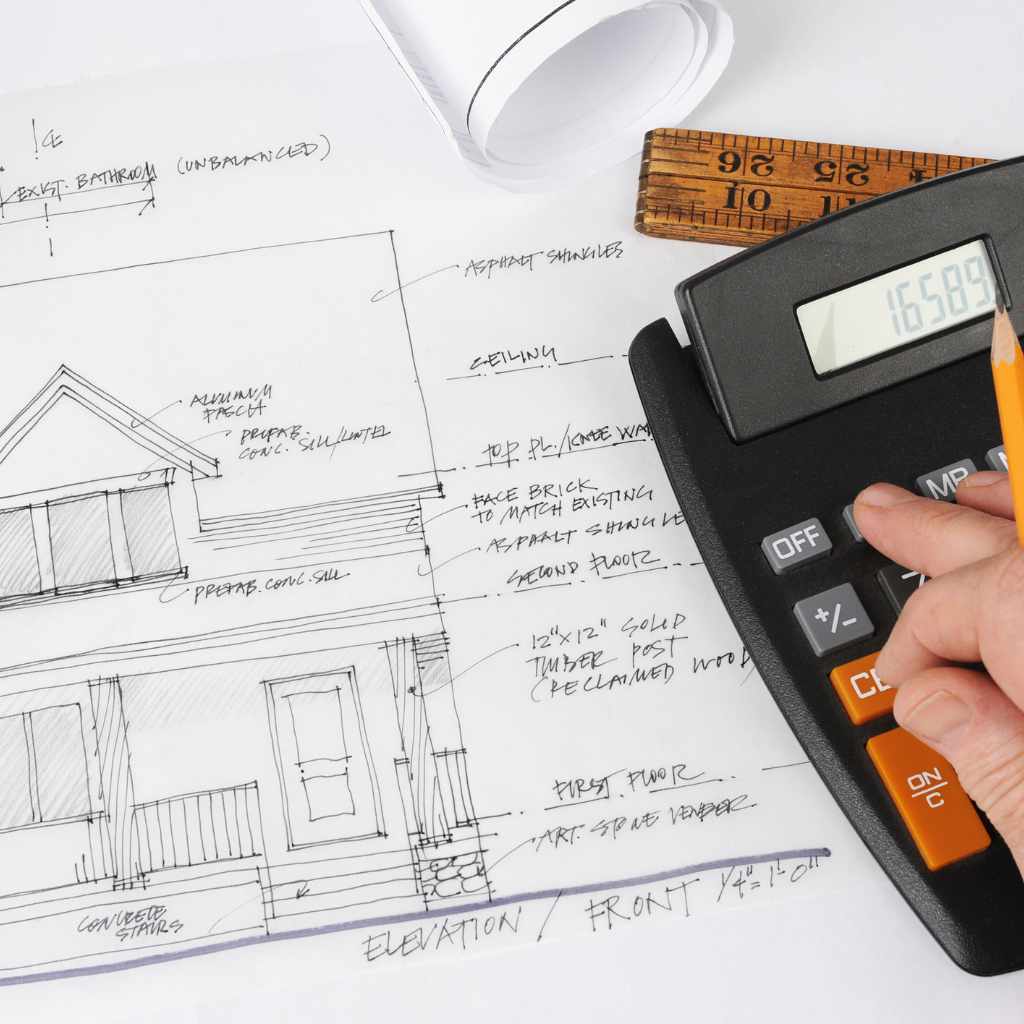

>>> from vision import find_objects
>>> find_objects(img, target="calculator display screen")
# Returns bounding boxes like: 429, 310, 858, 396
796, 239, 997, 375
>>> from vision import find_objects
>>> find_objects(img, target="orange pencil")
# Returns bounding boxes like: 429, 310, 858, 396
991, 299, 1024, 546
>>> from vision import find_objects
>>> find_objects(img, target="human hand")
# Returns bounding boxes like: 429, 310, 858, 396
854, 472, 1024, 875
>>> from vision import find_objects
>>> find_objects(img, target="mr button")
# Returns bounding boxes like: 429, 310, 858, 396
916, 459, 976, 502
761, 518, 831, 574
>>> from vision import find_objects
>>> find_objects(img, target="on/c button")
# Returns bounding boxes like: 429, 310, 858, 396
866, 727, 991, 870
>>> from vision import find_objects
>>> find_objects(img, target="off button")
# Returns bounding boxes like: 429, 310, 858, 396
761, 518, 832, 574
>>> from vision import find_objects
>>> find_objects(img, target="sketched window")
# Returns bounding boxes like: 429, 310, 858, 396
50, 495, 116, 588
0, 705, 91, 831
267, 671, 384, 848
0, 481, 182, 606
121, 486, 179, 575
0, 508, 41, 599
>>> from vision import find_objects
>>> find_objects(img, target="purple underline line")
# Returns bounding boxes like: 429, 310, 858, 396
1, 846, 830, 987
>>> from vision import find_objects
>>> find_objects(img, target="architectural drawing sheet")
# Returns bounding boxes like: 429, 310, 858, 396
0, 37, 881, 985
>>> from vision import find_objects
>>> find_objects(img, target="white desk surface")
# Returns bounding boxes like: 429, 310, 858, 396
3, 2, 1024, 1021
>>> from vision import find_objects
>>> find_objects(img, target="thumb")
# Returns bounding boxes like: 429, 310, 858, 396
895, 666, 1024, 875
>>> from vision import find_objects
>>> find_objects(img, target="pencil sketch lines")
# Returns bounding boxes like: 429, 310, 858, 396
387, 633, 491, 906
266, 670, 385, 849
0, 703, 91, 834
89, 676, 137, 888
0, 476, 187, 609
0, 623, 491, 969
0, 365, 217, 478
0, 163, 157, 225
0, 229, 494, 979
193, 488, 430, 565
0, 367, 219, 610
133, 783, 264, 874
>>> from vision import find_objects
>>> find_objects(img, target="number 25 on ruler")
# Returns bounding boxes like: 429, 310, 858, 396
716, 150, 870, 216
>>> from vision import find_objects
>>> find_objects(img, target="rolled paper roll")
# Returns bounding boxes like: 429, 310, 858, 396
358, 0, 733, 192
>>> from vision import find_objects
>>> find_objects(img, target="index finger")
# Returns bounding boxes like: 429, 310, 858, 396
957, 471, 1016, 521
876, 545, 1024, 712
853, 482, 1018, 576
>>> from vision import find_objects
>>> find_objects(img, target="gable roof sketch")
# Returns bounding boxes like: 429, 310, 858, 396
0, 366, 219, 479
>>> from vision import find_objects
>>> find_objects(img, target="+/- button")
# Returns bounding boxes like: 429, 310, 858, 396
794, 583, 874, 657
829, 651, 894, 724
866, 727, 991, 870
761, 518, 831, 574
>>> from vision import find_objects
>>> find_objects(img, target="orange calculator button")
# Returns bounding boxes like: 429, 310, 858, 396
866, 727, 991, 870
829, 651, 894, 724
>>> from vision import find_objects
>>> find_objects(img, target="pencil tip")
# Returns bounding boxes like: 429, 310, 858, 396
992, 301, 1018, 364
997, 290, 1005, 314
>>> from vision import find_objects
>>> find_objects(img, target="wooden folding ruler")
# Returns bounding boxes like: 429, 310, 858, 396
635, 129, 992, 247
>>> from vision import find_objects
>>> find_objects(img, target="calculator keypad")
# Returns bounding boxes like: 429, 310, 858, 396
784, 455, 991, 870
866, 727, 991, 870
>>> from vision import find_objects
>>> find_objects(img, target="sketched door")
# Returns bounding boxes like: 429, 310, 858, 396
267, 671, 383, 847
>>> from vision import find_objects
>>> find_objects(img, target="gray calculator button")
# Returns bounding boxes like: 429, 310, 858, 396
794, 583, 874, 657
877, 563, 929, 615
761, 518, 832, 574
986, 445, 1008, 472
915, 459, 977, 502
842, 504, 865, 543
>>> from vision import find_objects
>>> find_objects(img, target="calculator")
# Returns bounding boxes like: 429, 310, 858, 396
629, 156, 1024, 975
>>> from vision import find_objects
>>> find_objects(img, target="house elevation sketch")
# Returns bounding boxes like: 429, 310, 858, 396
0, 233, 494, 978
0, 40, 878, 988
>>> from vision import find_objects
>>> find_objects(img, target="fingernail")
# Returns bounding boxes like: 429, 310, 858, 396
902, 690, 973, 744
857, 483, 917, 508
961, 471, 1007, 488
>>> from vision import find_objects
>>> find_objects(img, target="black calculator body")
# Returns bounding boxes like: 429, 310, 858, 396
629, 156, 1024, 975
